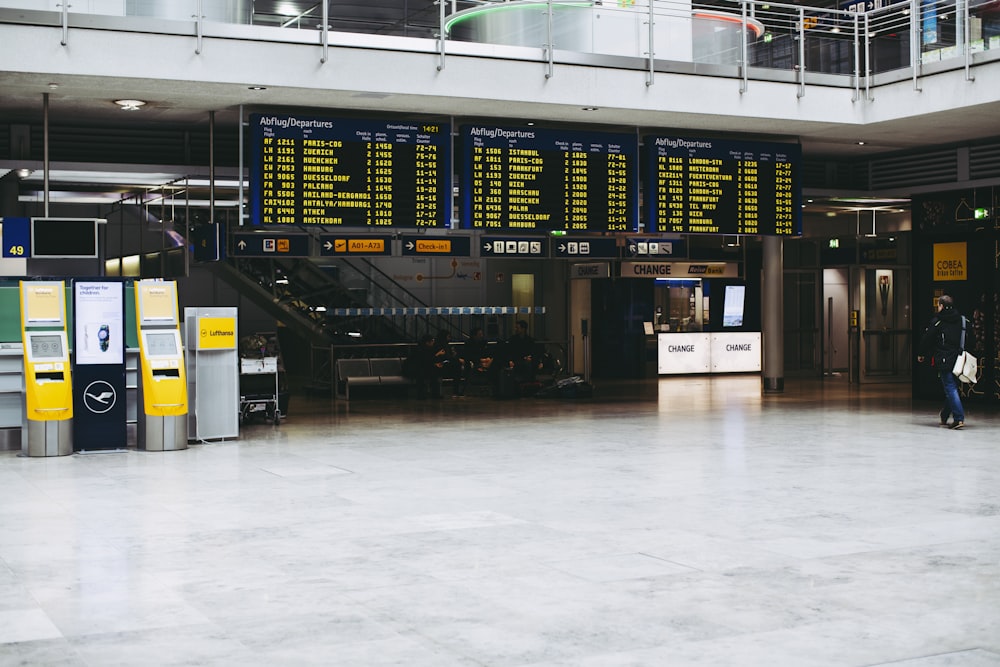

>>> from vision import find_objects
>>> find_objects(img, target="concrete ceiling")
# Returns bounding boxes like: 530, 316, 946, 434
2, 0, 999, 222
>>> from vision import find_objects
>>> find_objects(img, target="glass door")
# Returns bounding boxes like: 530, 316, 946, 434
854, 267, 912, 382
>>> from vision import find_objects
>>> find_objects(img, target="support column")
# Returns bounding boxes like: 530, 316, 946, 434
762, 235, 784, 393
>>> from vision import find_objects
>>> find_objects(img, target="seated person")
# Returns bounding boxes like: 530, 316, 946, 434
504, 319, 543, 383
404, 334, 441, 398
433, 330, 465, 396
462, 327, 494, 386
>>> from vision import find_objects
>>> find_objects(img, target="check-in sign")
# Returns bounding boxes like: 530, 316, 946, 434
401, 236, 471, 256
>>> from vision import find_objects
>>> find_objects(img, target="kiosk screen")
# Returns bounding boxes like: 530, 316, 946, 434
144, 332, 179, 357
722, 285, 746, 328
29, 334, 65, 359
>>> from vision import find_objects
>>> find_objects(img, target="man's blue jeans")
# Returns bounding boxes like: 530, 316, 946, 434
939, 369, 965, 423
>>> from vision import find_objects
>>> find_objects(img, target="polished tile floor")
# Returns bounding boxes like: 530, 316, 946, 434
1, 375, 999, 666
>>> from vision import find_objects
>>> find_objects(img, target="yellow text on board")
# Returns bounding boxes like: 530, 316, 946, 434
198, 317, 236, 349
933, 242, 967, 281
416, 239, 452, 253
348, 239, 385, 253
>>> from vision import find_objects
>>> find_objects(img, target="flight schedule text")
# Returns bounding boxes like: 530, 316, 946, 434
250, 114, 450, 227
646, 137, 801, 236
461, 125, 638, 233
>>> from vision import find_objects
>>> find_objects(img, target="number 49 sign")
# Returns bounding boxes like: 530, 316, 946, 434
2, 217, 30, 258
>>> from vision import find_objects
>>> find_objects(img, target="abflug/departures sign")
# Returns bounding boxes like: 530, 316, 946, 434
249, 113, 450, 228
646, 136, 802, 236
460, 125, 639, 233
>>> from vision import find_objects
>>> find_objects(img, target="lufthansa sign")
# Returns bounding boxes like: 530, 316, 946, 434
621, 262, 738, 278
198, 317, 236, 350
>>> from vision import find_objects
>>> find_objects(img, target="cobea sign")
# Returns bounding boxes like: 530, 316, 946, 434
932, 242, 966, 281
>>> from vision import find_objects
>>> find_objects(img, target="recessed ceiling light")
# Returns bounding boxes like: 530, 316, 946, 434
857, 140, 866, 145
582, 107, 599, 111
248, 86, 266, 91
114, 99, 146, 111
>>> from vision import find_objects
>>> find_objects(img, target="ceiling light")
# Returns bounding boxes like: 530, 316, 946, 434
16, 168, 32, 179
47, 83, 59, 90
114, 99, 146, 111
857, 140, 866, 145
248, 86, 266, 91
582, 107, 599, 111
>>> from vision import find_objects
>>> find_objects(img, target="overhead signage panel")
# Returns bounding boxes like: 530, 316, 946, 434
249, 113, 451, 228
318, 234, 392, 256
645, 137, 801, 236
625, 237, 686, 258
481, 236, 549, 258
551, 237, 619, 258
461, 125, 639, 234
621, 261, 739, 278
400, 236, 472, 257
231, 233, 310, 257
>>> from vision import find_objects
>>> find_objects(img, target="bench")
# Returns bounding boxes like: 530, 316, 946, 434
335, 357, 413, 400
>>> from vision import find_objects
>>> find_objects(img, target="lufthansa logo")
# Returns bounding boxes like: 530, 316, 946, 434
83, 380, 117, 414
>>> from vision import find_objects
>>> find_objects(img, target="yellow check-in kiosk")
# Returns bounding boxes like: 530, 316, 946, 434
19, 281, 73, 457
135, 280, 188, 451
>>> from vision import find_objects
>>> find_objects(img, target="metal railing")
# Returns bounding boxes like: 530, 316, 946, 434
5, 0, 996, 101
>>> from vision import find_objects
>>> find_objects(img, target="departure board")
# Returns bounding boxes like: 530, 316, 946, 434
249, 114, 450, 227
460, 125, 638, 233
646, 137, 801, 236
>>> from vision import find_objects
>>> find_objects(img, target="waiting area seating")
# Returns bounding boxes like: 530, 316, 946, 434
334, 357, 413, 400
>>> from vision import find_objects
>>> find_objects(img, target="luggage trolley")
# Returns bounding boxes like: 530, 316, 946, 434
239, 356, 281, 425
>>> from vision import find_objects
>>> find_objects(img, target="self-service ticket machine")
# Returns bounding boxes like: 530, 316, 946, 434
19, 281, 73, 457
135, 280, 188, 451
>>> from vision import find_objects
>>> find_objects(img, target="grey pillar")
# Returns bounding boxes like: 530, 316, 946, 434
762, 235, 784, 393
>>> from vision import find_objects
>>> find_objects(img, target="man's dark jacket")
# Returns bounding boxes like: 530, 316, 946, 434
917, 306, 973, 370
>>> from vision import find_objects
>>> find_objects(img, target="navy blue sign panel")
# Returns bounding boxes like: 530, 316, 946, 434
192, 223, 224, 262
400, 236, 472, 257
231, 233, 310, 257
460, 125, 639, 234
249, 113, 451, 228
481, 236, 549, 258
2, 217, 30, 258
645, 137, 801, 236
551, 237, 619, 259
318, 234, 393, 256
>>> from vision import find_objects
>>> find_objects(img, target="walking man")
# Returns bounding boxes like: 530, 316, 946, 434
917, 294, 974, 429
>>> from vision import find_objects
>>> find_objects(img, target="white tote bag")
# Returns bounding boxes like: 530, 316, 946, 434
951, 316, 978, 384
952, 350, 978, 384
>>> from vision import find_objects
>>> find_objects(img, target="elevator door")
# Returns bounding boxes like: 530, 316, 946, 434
853, 267, 912, 382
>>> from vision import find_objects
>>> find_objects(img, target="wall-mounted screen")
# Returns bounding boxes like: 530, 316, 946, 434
249, 113, 451, 228
143, 331, 180, 357
722, 284, 746, 327
27, 333, 65, 360
645, 137, 801, 236
31, 218, 99, 258
460, 125, 638, 233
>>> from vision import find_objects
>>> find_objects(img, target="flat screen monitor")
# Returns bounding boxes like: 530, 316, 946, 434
143, 331, 180, 357
27, 333, 66, 360
722, 285, 746, 328
31, 218, 99, 258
